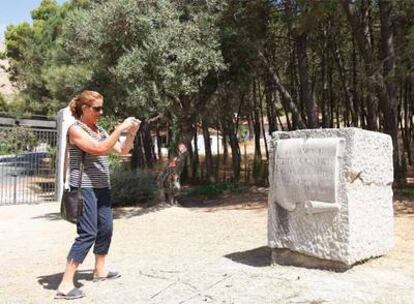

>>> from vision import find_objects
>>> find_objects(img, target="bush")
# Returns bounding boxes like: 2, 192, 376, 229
110, 169, 157, 207
0, 94, 7, 112
7, 97, 28, 115
252, 159, 269, 186
184, 181, 241, 199
47, 146, 57, 171
0, 126, 37, 155
395, 188, 414, 198
108, 153, 122, 170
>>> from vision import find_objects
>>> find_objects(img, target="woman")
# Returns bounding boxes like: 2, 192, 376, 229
55, 90, 140, 300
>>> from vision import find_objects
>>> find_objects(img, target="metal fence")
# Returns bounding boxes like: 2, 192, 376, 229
0, 124, 57, 205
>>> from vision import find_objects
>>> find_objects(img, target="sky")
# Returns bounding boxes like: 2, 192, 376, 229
0, 0, 66, 42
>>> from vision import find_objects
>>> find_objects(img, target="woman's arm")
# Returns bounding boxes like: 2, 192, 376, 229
112, 121, 141, 155
69, 118, 138, 155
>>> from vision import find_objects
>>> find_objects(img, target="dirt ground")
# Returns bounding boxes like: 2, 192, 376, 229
0, 189, 413, 304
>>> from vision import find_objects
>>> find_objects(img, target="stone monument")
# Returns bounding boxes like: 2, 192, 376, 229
268, 128, 394, 270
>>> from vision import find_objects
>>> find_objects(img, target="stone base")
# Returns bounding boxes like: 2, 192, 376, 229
271, 248, 352, 272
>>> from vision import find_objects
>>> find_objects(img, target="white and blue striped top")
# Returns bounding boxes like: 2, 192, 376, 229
68, 121, 111, 189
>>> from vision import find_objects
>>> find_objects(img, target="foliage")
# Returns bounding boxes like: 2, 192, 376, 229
252, 159, 268, 186
107, 153, 122, 170
184, 181, 241, 199
42, 64, 93, 109
96, 116, 125, 169
237, 124, 249, 142
97, 115, 118, 132
47, 145, 57, 171
4, 0, 414, 185
59, 0, 226, 119
6, 97, 29, 115
395, 187, 414, 197
110, 169, 157, 206
0, 126, 37, 155
3, 0, 88, 114
0, 94, 7, 112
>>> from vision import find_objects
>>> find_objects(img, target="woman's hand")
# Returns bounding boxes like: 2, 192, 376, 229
128, 119, 141, 136
117, 117, 141, 133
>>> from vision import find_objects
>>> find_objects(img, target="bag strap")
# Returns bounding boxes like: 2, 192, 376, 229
78, 151, 85, 188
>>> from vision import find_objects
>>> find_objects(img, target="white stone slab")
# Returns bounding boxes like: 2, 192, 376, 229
270, 137, 344, 212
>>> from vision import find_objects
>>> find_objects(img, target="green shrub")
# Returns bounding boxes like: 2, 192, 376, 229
97, 117, 124, 169
395, 187, 414, 197
0, 94, 7, 113
252, 159, 268, 186
184, 181, 241, 199
0, 126, 37, 155
108, 153, 122, 170
7, 97, 28, 115
110, 169, 157, 207
47, 146, 57, 171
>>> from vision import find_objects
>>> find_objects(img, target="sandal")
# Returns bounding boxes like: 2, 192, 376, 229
93, 271, 121, 282
54, 287, 85, 300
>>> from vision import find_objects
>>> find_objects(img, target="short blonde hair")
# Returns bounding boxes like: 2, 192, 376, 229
68, 90, 103, 119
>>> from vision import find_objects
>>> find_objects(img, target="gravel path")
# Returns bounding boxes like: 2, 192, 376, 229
0, 193, 413, 304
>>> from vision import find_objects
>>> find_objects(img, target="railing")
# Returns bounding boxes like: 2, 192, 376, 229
0, 124, 57, 205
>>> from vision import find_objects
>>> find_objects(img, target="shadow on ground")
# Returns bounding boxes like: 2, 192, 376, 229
37, 270, 92, 291
31, 212, 61, 221
30, 203, 171, 222
394, 199, 414, 217
113, 203, 171, 220
225, 246, 271, 267
179, 192, 267, 213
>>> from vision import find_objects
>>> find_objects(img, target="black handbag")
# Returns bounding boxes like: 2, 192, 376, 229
60, 150, 85, 224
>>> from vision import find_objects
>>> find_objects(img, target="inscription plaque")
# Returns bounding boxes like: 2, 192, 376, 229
272, 137, 344, 211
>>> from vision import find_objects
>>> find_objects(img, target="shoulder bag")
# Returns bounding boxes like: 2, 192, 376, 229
60, 148, 85, 224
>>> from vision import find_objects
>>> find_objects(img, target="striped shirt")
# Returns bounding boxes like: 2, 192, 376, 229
68, 121, 111, 189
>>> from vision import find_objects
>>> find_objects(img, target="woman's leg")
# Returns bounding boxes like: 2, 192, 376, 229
58, 188, 98, 293
57, 259, 80, 293
92, 188, 113, 276
94, 254, 107, 277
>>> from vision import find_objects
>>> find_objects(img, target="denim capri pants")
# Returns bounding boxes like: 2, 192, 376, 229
67, 187, 113, 263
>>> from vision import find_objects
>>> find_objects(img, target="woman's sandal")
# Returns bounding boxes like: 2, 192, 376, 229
54, 287, 85, 300
92, 271, 121, 282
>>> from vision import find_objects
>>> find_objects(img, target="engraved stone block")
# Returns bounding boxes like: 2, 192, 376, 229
268, 128, 394, 269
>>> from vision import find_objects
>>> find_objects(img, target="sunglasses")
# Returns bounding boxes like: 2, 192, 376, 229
90, 106, 104, 112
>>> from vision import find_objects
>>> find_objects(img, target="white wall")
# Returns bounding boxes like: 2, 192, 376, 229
191, 134, 223, 155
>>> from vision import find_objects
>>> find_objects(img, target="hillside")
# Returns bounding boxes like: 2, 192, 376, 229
0, 41, 17, 99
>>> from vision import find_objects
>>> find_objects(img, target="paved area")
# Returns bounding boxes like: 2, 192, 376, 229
0, 193, 414, 304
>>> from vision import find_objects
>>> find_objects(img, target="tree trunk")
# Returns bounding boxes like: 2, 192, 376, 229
252, 81, 262, 161
259, 91, 269, 160
341, 0, 402, 184
130, 133, 145, 169
202, 117, 214, 181
378, 0, 402, 183
191, 124, 199, 181
296, 33, 319, 128
155, 126, 162, 160
341, 0, 378, 131
332, 32, 358, 127
258, 51, 306, 129
265, 74, 278, 134
321, 27, 330, 128
141, 121, 155, 169
222, 116, 240, 182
